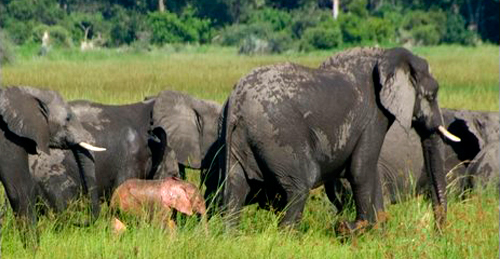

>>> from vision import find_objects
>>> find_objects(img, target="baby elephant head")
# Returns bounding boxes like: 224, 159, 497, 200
163, 177, 206, 216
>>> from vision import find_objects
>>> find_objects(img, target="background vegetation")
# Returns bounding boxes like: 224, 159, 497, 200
0, 44, 498, 258
0, 0, 498, 59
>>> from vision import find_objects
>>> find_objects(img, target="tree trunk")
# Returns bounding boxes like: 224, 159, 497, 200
465, 0, 482, 32
158, 0, 165, 12
332, 0, 340, 20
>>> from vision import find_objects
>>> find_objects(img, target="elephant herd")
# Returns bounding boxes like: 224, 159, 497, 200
1, 47, 498, 243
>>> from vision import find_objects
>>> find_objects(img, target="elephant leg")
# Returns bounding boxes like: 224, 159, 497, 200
341, 133, 385, 233
0, 163, 39, 247
179, 164, 186, 180
278, 186, 309, 227
223, 162, 250, 228
325, 178, 350, 214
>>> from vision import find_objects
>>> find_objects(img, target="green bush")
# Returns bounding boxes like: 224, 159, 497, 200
215, 23, 274, 46
268, 31, 294, 53
301, 22, 342, 50
148, 12, 187, 44
7, 0, 36, 21
290, 8, 331, 39
401, 10, 446, 45
4, 19, 35, 45
147, 9, 212, 45
180, 6, 213, 44
63, 12, 110, 46
346, 0, 369, 18
110, 6, 147, 46
338, 13, 367, 44
238, 30, 293, 55
238, 35, 272, 55
32, 25, 73, 48
410, 24, 441, 45
0, 31, 16, 65
246, 8, 292, 31
7, 0, 64, 25
443, 13, 476, 45
364, 17, 395, 43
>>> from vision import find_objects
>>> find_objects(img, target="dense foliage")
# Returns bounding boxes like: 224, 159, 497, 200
0, 0, 498, 55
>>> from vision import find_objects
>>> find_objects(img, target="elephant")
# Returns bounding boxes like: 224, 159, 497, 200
204, 47, 461, 233
29, 96, 180, 214
463, 142, 499, 191
330, 108, 499, 212
110, 177, 206, 234
0, 86, 104, 242
150, 91, 222, 178
440, 108, 499, 190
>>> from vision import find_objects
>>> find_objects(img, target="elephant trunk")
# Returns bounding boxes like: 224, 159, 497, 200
421, 133, 447, 230
72, 147, 100, 222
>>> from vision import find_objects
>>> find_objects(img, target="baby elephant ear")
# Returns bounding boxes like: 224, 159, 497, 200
0, 87, 50, 154
377, 58, 416, 131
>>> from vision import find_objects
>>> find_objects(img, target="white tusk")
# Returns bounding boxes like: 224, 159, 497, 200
79, 142, 106, 152
438, 126, 461, 142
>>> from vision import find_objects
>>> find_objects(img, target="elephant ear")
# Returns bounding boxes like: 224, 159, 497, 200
0, 87, 50, 154
153, 91, 203, 168
377, 49, 416, 131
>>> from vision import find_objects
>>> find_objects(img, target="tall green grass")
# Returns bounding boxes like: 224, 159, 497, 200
4, 45, 498, 110
1, 45, 498, 258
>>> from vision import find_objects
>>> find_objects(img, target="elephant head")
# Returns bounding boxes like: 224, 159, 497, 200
442, 108, 499, 166
0, 86, 104, 223
152, 90, 222, 170
322, 47, 461, 228
377, 48, 462, 227
440, 108, 499, 193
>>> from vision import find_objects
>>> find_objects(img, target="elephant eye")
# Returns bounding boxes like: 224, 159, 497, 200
66, 113, 73, 122
422, 91, 436, 101
429, 92, 437, 101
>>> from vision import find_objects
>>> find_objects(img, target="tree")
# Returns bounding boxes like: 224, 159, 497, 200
158, 0, 165, 12
333, 0, 339, 19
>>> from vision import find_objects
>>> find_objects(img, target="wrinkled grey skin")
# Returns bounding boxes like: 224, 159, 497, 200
464, 142, 499, 190
440, 109, 499, 190
151, 91, 222, 178
29, 97, 179, 213
0, 86, 99, 242
206, 47, 450, 231
380, 108, 499, 201
331, 108, 499, 212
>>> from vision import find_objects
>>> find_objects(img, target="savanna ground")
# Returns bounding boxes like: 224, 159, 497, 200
1, 44, 499, 258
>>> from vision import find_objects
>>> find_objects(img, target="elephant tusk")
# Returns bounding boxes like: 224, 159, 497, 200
438, 126, 461, 142
79, 142, 107, 152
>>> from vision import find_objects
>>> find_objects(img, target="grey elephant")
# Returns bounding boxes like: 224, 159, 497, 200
205, 47, 461, 233
0, 86, 104, 244
331, 108, 499, 212
150, 90, 222, 178
30, 90, 221, 214
29, 95, 182, 213
463, 142, 499, 190
440, 108, 499, 192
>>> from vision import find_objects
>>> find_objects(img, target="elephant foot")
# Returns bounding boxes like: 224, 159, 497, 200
335, 220, 369, 236
112, 217, 127, 235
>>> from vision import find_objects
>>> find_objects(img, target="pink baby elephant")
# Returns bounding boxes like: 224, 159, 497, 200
110, 177, 206, 234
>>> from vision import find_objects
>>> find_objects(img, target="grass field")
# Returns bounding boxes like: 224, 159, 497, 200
1, 44, 499, 258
